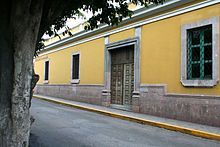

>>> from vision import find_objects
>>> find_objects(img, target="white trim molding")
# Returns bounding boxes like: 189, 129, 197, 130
71, 51, 80, 84
38, 0, 220, 57
181, 16, 219, 87
43, 80, 49, 84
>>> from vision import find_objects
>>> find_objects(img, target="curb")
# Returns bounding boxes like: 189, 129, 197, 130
33, 95, 220, 141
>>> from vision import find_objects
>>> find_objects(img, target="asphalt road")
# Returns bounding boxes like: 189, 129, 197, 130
29, 98, 220, 147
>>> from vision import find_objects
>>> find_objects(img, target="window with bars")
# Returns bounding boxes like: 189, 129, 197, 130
187, 25, 212, 80
72, 54, 80, 80
181, 16, 219, 87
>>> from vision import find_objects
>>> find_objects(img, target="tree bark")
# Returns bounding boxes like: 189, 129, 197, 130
0, 1, 13, 146
0, 0, 44, 146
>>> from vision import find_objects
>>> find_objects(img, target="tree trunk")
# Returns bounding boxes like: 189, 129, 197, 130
0, 1, 13, 146
0, 0, 44, 146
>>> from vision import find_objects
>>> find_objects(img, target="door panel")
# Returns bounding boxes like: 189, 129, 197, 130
110, 45, 134, 106
123, 63, 134, 105
111, 64, 123, 105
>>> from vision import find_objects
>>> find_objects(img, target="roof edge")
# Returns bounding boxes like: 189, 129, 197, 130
38, 0, 219, 56
42, 0, 189, 50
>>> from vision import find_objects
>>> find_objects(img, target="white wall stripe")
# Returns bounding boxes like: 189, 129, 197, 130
39, 0, 220, 57
42, 0, 185, 51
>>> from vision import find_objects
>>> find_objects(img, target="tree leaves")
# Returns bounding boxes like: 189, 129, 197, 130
35, 0, 166, 53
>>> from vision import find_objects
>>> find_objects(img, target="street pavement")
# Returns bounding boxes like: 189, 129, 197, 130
29, 98, 220, 147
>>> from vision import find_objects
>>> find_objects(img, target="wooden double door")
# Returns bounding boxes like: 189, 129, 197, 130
110, 46, 134, 106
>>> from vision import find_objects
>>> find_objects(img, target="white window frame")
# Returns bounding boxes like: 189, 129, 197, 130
44, 59, 50, 84
71, 52, 80, 84
181, 16, 219, 87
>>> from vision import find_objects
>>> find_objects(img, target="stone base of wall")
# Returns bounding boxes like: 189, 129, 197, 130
35, 84, 104, 105
35, 84, 220, 127
101, 90, 111, 107
139, 84, 220, 127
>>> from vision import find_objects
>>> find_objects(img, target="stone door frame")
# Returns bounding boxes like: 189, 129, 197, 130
102, 37, 141, 112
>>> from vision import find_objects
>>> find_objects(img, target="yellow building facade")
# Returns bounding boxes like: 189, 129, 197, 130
34, 0, 220, 127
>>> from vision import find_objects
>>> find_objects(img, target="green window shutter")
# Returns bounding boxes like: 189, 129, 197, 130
187, 25, 212, 80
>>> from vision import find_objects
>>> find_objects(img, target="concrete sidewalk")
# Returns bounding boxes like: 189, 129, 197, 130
33, 94, 220, 141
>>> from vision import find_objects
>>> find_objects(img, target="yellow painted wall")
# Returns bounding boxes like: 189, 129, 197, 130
34, 57, 48, 84
35, 2, 220, 96
141, 3, 220, 95
34, 38, 105, 84
44, 24, 85, 46
109, 28, 135, 43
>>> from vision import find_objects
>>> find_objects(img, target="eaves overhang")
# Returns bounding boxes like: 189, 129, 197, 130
38, 0, 219, 56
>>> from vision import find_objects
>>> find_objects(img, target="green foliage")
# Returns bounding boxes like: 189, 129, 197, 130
35, 0, 166, 55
